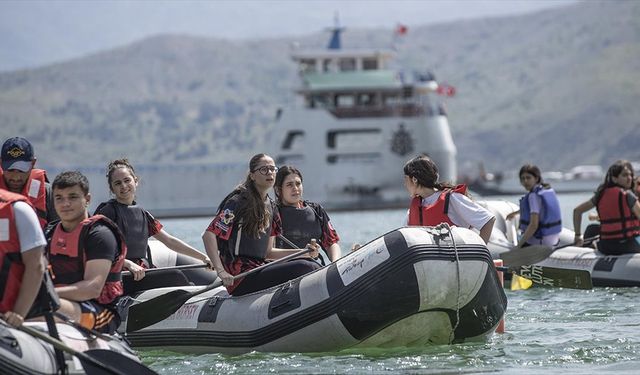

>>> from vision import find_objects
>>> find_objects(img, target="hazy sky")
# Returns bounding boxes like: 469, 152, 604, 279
0, 0, 577, 71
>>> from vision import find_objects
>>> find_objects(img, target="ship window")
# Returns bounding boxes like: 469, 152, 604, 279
322, 59, 333, 72
299, 59, 316, 74
281, 131, 305, 150
339, 58, 356, 71
335, 94, 355, 107
362, 58, 378, 70
357, 93, 377, 106
310, 94, 329, 108
327, 129, 382, 149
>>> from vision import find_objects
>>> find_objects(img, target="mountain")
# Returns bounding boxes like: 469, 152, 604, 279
0, 0, 638, 175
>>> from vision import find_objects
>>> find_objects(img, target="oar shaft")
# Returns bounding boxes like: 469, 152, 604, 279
18, 324, 125, 375
121, 263, 209, 276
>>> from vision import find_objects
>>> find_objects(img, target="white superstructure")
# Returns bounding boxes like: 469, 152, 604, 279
270, 25, 457, 209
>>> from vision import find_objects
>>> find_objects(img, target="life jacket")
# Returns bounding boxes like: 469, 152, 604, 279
0, 190, 29, 313
220, 197, 275, 261
597, 187, 640, 240
95, 200, 150, 262
519, 185, 563, 238
46, 215, 127, 305
277, 203, 322, 250
408, 184, 467, 226
0, 168, 48, 228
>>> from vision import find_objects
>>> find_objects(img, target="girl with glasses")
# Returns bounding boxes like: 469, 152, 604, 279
274, 165, 342, 263
203, 154, 320, 296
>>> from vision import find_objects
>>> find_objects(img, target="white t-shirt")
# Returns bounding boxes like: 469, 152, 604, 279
14, 201, 47, 253
406, 191, 495, 230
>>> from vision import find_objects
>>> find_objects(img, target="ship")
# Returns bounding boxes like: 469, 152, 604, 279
269, 23, 457, 210
44, 23, 457, 217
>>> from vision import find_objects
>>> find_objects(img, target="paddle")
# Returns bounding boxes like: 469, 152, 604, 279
17, 323, 158, 375
121, 263, 209, 276
126, 245, 314, 333
554, 234, 600, 250
496, 265, 593, 289
497, 245, 554, 268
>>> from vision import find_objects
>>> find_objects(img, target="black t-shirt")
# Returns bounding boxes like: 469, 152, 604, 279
84, 223, 119, 263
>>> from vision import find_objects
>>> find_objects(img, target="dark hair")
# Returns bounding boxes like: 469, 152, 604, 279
224, 153, 273, 238
106, 158, 138, 192
52, 171, 90, 195
519, 164, 550, 189
274, 165, 303, 204
594, 160, 634, 203
403, 155, 458, 192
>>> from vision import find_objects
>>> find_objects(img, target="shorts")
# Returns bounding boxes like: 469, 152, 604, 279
78, 300, 121, 334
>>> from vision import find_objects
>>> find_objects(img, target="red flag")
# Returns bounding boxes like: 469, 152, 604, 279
395, 23, 408, 36
436, 84, 456, 97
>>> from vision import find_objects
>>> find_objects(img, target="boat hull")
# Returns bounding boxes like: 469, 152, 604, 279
120, 227, 506, 354
0, 321, 138, 375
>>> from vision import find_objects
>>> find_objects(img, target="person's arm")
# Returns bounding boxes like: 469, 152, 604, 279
517, 213, 539, 248
55, 258, 112, 301
154, 229, 211, 267
202, 230, 233, 286
326, 243, 341, 262
5, 248, 45, 326
633, 201, 640, 220
505, 210, 520, 221
123, 258, 146, 281
267, 237, 319, 259
573, 199, 595, 246
478, 216, 495, 245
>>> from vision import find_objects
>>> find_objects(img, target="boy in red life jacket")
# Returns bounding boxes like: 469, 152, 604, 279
44, 171, 126, 334
0, 188, 47, 327
0, 137, 59, 227
403, 155, 496, 244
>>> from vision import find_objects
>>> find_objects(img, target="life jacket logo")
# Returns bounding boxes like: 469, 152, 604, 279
390, 123, 414, 156
6, 147, 26, 159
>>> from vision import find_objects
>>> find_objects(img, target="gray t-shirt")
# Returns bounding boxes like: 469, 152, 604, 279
14, 201, 47, 252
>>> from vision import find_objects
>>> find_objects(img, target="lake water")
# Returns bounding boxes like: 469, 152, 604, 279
138, 192, 640, 374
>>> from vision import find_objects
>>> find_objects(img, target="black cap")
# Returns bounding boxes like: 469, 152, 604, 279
1, 137, 34, 172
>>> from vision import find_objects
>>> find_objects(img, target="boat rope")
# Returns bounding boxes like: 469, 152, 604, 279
432, 223, 461, 344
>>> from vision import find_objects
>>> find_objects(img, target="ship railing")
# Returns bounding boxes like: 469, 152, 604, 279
328, 104, 427, 118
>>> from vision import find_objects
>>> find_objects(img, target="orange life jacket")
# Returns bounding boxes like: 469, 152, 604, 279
597, 187, 640, 240
0, 190, 30, 313
47, 215, 127, 305
0, 168, 48, 228
408, 184, 467, 226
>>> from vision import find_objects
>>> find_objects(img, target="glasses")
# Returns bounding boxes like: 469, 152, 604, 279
252, 166, 278, 175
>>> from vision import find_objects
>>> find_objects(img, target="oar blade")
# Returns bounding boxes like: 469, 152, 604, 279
126, 289, 194, 333
499, 245, 553, 268
85, 349, 158, 375
513, 265, 593, 290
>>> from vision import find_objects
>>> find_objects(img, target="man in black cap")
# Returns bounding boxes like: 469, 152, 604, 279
0, 137, 58, 227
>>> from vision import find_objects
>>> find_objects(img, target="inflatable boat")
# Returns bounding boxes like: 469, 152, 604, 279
120, 226, 507, 354
481, 200, 640, 287
534, 246, 640, 287
0, 321, 141, 375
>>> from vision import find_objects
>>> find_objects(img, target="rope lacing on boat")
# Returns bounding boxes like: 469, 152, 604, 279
425, 223, 461, 344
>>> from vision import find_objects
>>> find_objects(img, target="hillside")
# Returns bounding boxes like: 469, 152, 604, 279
0, 0, 639, 174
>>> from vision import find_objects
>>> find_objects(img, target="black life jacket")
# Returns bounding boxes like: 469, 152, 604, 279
95, 199, 151, 263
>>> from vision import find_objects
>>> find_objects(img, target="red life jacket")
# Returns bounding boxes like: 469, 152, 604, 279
0, 190, 31, 313
597, 187, 640, 240
47, 215, 127, 305
408, 184, 467, 226
0, 168, 48, 228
